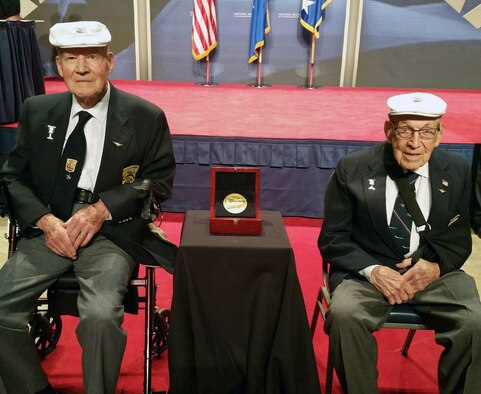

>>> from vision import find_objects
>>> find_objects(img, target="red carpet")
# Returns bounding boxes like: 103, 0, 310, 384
41, 213, 441, 394
5, 78, 479, 144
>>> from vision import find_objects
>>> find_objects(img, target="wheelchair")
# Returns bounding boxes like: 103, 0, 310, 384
0, 181, 171, 394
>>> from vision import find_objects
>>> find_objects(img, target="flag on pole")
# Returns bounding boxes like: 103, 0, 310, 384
192, 0, 218, 60
300, 0, 331, 39
248, 0, 270, 63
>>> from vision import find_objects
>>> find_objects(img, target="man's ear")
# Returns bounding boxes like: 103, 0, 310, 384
55, 55, 64, 77
107, 51, 115, 75
384, 120, 395, 144
434, 122, 444, 147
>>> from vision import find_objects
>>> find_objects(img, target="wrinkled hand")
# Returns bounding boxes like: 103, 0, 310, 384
371, 264, 414, 305
36, 213, 77, 259
402, 258, 440, 292
64, 200, 110, 250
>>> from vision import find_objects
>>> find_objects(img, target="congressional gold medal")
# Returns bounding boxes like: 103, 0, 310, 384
223, 193, 248, 214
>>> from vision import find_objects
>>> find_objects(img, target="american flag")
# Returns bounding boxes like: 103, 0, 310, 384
192, 0, 218, 60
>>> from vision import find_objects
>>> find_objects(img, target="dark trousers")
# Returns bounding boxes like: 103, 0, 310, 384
325, 270, 481, 394
0, 234, 136, 394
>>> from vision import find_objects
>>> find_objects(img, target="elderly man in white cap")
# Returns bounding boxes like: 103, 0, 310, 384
319, 92, 481, 393
0, 21, 175, 393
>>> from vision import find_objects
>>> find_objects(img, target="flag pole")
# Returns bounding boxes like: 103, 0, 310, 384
257, 47, 263, 86
197, 53, 217, 86
206, 53, 211, 85
308, 32, 316, 88
250, 47, 269, 88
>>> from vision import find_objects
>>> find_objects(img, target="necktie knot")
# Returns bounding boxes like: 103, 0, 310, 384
76, 110, 92, 128
406, 172, 419, 190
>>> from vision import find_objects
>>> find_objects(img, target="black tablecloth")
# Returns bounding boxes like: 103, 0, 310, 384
168, 210, 321, 394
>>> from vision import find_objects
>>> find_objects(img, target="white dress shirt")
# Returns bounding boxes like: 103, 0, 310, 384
64, 83, 110, 192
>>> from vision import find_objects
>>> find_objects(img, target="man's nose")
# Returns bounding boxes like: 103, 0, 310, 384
407, 130, 421, 146
75, 56, 89, 73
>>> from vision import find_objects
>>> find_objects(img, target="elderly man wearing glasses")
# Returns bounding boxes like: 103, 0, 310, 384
319, 92, 481, 393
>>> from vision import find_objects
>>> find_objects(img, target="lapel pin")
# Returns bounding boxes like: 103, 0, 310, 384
442, 179, 449, 187
368, 179, 376, 191
47, 125, 56, 140
113, 141, 124, 147
438, 188, 446, 193
448, 214, 460, 226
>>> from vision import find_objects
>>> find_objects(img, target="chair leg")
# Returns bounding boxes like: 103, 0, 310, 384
143, 266, 154, 394
310, 289, 321, 337
401, 329, 417, 356
325, 349, 333, 394
142, 267, 167, 394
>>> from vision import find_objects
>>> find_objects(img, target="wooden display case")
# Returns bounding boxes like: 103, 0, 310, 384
209, 167, 262, 235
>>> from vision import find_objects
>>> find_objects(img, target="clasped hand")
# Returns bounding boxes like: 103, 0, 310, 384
36, 200, 110, 259
370, 258, 440, 305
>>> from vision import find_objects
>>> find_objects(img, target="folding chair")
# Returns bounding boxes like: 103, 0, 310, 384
0, 182, 170, 394
310, 259, 432, 394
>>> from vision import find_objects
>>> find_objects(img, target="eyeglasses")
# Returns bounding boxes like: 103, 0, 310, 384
393, 125, 440, 140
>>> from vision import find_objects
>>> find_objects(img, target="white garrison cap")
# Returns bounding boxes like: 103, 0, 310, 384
49, 21, 111, 48
387, 92, 447, 118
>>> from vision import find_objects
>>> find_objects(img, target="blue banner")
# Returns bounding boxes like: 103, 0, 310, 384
248, 0, 270, 63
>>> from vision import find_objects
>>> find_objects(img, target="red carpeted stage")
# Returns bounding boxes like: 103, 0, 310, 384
2, 79, 478, 218
40, 78, 481, 143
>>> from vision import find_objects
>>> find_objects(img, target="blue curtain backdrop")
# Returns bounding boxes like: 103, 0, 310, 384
0, 20, 45, 124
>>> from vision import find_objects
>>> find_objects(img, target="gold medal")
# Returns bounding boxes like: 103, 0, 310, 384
223, 193, 248, 214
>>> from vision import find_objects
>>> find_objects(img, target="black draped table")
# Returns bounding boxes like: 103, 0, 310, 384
168, 210, 321, 394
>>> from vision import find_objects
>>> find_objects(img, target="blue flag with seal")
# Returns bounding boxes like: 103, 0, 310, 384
300, 0, 331, 38
248, 0, 270, 63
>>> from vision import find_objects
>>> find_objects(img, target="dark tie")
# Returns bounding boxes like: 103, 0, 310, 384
389, 172, 419, 253
50, 111, 92, 221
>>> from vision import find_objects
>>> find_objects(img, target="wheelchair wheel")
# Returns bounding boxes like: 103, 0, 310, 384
29, 312, 62, 358
152, 308, 169, 358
